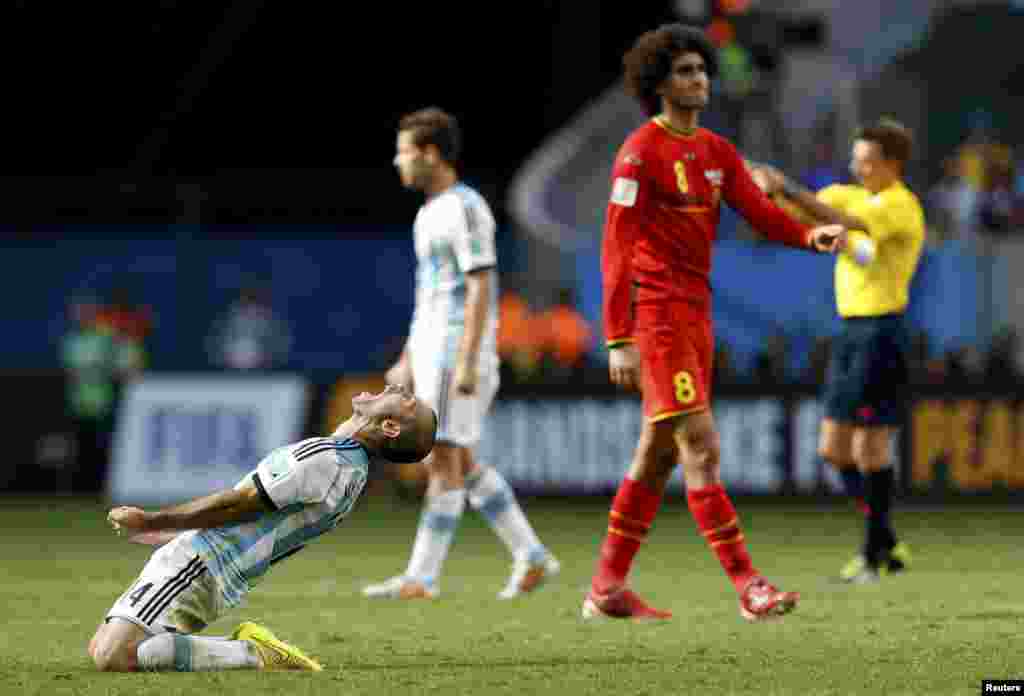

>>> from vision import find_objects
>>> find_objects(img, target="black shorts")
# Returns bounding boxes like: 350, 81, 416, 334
823, 314, 910, 427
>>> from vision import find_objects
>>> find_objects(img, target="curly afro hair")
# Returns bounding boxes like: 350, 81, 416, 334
623, 24, 718, 116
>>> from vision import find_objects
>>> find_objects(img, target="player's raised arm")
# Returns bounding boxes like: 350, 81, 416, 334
107, 484, 269, 535
758, 165, 870, 238
722, 143, 819, 250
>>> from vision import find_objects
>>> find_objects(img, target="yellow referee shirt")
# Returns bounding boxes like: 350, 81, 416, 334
816, 181, 925, 318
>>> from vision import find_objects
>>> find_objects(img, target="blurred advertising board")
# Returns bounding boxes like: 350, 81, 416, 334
109, 375, 309, 503
474, 397, 849, 495
474, 395, 1024, 496
910, 399, 1024, 493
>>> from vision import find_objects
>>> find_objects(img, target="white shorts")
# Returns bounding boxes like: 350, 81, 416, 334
412, 356, 499, 448
105, 533, 222, 636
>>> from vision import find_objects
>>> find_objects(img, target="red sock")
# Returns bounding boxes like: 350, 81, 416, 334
591, 477, 662, 595
687, 484, 758, 594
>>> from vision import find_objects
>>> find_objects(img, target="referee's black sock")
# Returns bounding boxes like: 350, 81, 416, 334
838, 467, 864, 502
864, 467, 896, 566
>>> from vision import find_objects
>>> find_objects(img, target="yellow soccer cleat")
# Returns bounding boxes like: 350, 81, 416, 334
839, 543, 911, 582
232, 621, 323, 672
838, 554, 866, 582
887, 542, 911, 573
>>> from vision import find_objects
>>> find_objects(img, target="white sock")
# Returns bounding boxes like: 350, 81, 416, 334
404, 488, 465, 586
466, 465, 546, 563
137, 633, 260, 672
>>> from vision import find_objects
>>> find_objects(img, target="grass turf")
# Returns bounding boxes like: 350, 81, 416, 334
1, 493, 1022, 695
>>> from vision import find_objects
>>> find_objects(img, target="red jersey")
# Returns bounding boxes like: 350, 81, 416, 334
602, 117, 812, 346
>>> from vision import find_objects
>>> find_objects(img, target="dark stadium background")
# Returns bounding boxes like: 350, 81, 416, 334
4, 0, 1024, 499
6, 3, 667, 224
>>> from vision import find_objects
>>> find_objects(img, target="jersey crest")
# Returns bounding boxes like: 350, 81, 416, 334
611, 177, 639, 207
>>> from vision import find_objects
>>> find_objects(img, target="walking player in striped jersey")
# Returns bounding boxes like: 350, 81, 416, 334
88, 384, 436, 672
363, 107, 559, 601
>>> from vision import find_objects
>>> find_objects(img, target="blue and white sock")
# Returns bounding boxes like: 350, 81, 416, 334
137, 633, 259, 671
466, 465, 547, 564
404, 488, 466, 586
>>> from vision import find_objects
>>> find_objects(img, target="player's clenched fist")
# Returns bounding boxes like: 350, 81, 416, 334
809, 224, 847, 254
608, 344, 641, 392
108, 506, 148, 533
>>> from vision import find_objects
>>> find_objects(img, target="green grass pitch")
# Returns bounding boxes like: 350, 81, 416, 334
1, 493, 1022, 695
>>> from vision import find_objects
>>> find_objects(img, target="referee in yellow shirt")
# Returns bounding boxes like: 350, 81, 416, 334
754, 118, 925, 583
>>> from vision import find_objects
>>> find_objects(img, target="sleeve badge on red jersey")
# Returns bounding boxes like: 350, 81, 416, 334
610, 177, 639, 207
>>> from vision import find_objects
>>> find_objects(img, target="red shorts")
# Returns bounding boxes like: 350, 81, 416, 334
634, 302, 713, 422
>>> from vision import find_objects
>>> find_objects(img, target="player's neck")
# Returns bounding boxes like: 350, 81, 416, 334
424, 168, 458, 198
658, 106, 699, 135
867, 174, 900, 194
331, 416, 368, 441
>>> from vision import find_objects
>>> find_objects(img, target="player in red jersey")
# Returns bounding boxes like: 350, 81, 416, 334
582, 24, 846, 622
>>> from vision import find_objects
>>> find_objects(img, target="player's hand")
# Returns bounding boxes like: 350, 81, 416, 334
107, 506, 149, 535
385, 360, 413, 390
608, 344, 641, 392
809, 224, 847, 253
453, 359, 477, 396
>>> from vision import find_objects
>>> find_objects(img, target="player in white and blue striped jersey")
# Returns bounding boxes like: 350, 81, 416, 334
88, 384, 436, 673
362, 107, 558, 602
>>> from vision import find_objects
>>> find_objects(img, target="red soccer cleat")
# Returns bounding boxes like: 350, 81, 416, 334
738, 576, 799, 622
581, 588, 673, 622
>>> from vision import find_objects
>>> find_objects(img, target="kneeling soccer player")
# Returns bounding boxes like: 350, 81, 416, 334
88, 384, 436, 672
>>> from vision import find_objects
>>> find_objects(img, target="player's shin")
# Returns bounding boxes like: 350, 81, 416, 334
136, 633, 260, 671
592, 477, 662, 595
687, 485, 757, 593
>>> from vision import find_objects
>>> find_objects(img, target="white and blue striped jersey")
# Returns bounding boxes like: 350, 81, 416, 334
408, 182, 499, 370
188, 437, 369, 608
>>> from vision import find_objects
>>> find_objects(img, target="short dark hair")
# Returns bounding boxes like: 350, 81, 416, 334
398, 107, 461, 165
855, 117, 913, 165
378, 407, 438, 464
623, 24, 718, 116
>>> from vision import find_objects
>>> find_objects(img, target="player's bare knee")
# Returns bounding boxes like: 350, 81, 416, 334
818, 442, 852, 469
91, 634, 138, 672
679, 422, 718, 458
427, 444, 464, 490
818, 420, 854, 468
854, 443, 891, 472
685, 439, 720, 479
88, 626, 102, 660
852, 428, 893, 472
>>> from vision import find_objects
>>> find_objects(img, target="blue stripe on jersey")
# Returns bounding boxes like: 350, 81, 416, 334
243, 509, 345, 582
217, 502, 305, 558
192, 438, 369, 607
